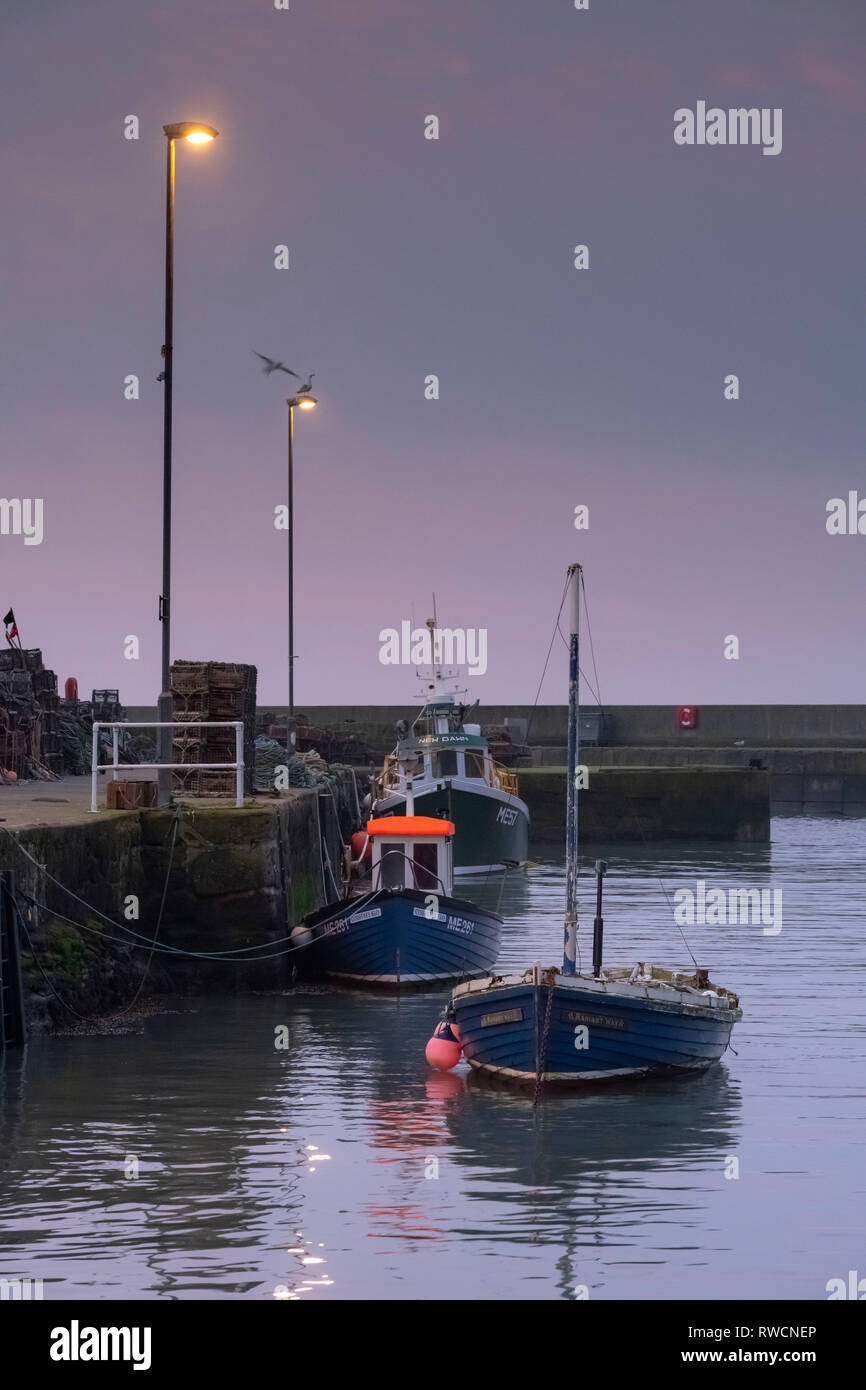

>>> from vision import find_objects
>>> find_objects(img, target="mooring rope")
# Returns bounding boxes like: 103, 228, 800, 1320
0, 819, 381, 964
113, 806, 181, 1014
10, 896, 92, 1024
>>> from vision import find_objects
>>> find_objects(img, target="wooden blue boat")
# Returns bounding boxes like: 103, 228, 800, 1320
446, 563, 742, 1087
451, 962, 741, 1083
300, 815, 502, 988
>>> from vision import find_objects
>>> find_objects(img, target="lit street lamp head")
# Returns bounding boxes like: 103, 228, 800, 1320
290, 395, 318, 410
163, 121, 219, 144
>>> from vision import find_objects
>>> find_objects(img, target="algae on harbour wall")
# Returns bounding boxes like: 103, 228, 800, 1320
3, 773, 361, 1032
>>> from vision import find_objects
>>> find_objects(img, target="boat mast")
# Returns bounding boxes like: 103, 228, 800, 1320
562, 562, 581, 976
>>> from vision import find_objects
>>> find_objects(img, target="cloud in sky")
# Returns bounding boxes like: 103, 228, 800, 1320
793, 40, 866, 111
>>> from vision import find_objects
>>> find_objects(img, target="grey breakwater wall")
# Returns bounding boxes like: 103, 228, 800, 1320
237, 704, 866, 754
126, 704, 866, 759
519, 767, 771, 844
225, 706, 862, 814
3, 777, 359, 1035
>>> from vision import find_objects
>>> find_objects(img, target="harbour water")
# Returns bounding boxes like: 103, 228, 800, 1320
0, 817, 863, 1301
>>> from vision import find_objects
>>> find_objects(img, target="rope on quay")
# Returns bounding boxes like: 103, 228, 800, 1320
9, 894, 92, 1023
0, 818, 384, 964
348, 766, 363, 823
20, 886, 388, 965
19, 897, 323, 964
112, 805, 181, 1015
3, 809, 186, 1019
0, 816, 302, 956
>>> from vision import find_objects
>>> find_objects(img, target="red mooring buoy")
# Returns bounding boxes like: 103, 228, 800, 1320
350, 831, 371, 864
425, 1020, 462, 1072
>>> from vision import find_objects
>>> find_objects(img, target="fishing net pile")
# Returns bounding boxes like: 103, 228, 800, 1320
56, 710, 152, 777
257, 710, 370, 765
253, 737, 332, 791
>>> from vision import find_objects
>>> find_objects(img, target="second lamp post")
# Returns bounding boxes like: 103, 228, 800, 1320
286, 391, 317, 726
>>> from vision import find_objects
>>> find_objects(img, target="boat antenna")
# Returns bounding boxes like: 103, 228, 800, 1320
563, 562, 581, 976
426, 615, 439, 680
429, 592, 440, 680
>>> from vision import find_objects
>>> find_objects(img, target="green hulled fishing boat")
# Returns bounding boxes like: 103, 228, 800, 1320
372, 655, 529, 876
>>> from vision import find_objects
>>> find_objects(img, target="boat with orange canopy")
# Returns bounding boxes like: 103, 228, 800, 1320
296, 813, 502, 988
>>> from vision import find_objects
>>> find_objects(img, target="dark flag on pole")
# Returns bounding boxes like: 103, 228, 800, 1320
3, 608, 21, 647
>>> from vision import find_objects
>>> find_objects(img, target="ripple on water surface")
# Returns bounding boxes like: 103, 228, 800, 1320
0, 819, 863, 1299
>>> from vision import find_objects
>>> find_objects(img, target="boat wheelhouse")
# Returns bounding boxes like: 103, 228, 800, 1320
373, 690, 530, 875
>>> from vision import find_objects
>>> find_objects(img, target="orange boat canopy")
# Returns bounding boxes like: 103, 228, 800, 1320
366, 816, 455, 838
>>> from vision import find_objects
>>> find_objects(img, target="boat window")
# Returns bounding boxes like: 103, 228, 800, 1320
379, 845, 405, 889
464, 750, 486, 779
431, 750, 458, 778
411, 842, 439, 891
401, 754, 425, 780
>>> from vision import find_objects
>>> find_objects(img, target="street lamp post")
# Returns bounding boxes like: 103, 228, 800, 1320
156, 121, 218, 806
286, 393, 317, 728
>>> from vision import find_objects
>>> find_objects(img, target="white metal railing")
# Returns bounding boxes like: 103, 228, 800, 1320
90, 721, 244, 812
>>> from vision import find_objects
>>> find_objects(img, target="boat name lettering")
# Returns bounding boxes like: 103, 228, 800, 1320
446, 916, 474, 936
563, 1010, 626, 1030
480, 1008, 524, 1027
348, 908, 383, 924
412, 906, 447, 923
496, 806, 518, 826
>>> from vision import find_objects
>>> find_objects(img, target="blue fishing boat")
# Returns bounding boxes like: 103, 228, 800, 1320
445, 563, 742, 1086
297, 815, 502, 988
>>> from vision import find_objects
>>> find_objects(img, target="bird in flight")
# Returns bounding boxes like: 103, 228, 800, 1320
253, 351, 299, 378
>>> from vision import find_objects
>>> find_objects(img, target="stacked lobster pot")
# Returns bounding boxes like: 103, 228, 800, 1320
91, 689, 123, 724
32, 665, 61, 774
0, 648, 62, 779
170, 661, 257, 796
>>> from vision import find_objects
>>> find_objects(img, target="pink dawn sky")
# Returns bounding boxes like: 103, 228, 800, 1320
1, 0, 865, 707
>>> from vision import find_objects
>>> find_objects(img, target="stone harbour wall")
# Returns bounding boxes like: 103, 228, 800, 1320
3, 774, 360, 1034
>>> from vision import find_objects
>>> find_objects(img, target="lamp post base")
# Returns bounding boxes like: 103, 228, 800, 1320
156, 690, 174, 808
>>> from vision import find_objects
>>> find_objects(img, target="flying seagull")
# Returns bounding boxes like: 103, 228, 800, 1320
253, 351, 299, 378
